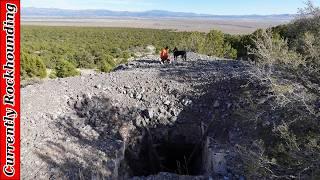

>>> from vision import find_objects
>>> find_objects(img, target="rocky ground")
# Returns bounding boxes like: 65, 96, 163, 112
21, 53, 318, 179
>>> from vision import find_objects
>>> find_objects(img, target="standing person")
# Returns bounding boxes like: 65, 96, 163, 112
160, 46, 170, 64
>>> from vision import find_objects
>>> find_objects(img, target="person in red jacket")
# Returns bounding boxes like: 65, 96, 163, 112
160, 46, 170, 64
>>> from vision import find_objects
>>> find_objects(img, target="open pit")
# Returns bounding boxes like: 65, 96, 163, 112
118, 121, 228, 179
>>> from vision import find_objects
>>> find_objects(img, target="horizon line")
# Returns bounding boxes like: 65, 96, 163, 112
23, 6, 297, 16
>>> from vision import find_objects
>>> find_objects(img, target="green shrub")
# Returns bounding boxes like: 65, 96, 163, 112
223, 43, 238, 59
270, 24, 290, 39
201, 30, 238, 59
73, 50, 95, 68
99, 61, 114, 73
21, 26, 252, 75
244, 3, 320, 177
98, 54, 116, 73
111, 47, 122, 58
49, 70, 57, 79
121, 51, 131, 60
180, 32, 206, 52
248, 30, 303, 67
299, 32, 320, 69
96, 53, 115, 66
21, 53, 47, 79
204, 30, 225, 57
55, 60, 80, 78
224, 34, 255, 59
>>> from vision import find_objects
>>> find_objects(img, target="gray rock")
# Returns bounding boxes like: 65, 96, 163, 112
164, 100, 171, 106
136, 94, 142, 100
214, 100, 220, 108
146, 45, 156, 54
21, 53, 266, 179
170, 109, 178, 116
182, 99, 192, 106
144, 118, 150, 125
74, 99, 83, 109
143, 108, 154, 119
170, 116, 178, 122
227, 103, 232, 109
170, 101, 175, 107
106, 160, 116, 171
103, 87, 111, 91
159, 107, 166, 114
135, 116, 144, 127
94, 84, 102, 89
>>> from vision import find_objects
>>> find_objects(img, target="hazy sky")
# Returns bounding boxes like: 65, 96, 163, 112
23, 0, 320, 15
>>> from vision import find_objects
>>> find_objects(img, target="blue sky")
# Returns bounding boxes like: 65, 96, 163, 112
23, 0, 320, 15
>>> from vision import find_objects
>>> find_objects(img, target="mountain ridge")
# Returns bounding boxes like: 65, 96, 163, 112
23, 7, 295, 20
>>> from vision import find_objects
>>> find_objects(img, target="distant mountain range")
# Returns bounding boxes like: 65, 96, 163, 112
23, 7, 295, 20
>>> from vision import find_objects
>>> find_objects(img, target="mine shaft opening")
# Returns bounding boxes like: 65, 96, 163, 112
155, 142, 202, 175
124, 125, 205, 177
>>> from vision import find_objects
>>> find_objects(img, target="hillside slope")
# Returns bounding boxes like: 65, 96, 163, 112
21, 55, 319, 179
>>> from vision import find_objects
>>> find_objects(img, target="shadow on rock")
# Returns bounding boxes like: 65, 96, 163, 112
35, 60, 259, 179
35, 95, 140, 179
35, 59, 319, 179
